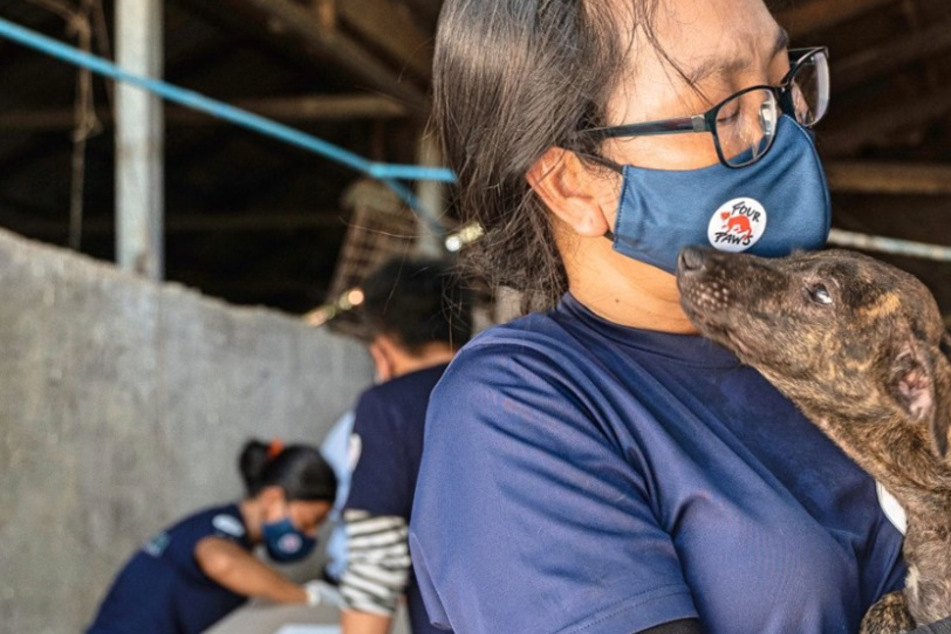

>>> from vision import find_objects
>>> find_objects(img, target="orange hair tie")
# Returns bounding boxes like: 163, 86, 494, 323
266, 438, 285, 461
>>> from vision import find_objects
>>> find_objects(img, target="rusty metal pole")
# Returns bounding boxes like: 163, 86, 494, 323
115, 0, 164, 279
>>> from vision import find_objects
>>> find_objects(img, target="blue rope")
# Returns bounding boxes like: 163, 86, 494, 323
0, 17, 457, 233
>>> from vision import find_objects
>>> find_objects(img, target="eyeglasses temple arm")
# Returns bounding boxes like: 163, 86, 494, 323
583, 115, 705, 140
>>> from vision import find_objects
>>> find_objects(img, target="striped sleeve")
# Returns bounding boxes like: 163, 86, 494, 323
339, 509, 411, 616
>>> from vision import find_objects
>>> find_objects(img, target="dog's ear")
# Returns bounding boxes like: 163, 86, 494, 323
888, 341, 935, 422
887, 339, 945, 456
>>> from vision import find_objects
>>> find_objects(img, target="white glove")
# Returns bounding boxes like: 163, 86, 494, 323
304, 579, 344, 608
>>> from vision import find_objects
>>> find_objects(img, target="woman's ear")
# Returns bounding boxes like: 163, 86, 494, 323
369, 335, 396, 383
526, 147, 614, 237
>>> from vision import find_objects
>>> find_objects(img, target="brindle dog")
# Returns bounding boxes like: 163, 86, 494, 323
676, 246, 951, 634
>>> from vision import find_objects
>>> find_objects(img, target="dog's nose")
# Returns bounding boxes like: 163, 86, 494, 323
677, 246, 709, 274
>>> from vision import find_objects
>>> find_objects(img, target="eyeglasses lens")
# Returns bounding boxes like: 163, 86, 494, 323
717, 89, 777, 167
717, 50, 829, 167
789, 52, 830, 126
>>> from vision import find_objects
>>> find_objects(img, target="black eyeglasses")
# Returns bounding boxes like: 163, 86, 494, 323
578, 47, 830, 169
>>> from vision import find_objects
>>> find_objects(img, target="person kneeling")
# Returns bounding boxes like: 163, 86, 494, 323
86, 439, 341, 634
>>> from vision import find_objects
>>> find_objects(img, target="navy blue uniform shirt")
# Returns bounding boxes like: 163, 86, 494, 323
346, 364, 447, 634
86, 503, 252, 634
410, 293, 906, 634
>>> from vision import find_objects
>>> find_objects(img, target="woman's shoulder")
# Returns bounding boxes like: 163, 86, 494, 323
440, 314, 583, 385
458, 310, 587, 365
432, 312, 605, 422
160, 504, 249, 551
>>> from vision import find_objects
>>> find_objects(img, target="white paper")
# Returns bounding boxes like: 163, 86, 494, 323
273, 625, 341, 634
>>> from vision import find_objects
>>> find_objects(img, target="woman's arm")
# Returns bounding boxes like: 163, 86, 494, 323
340, 610, 391, 634
338, 511, 410, 634
194, 536, 307, 604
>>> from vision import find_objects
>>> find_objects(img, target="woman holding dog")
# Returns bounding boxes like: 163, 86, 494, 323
409, 1, 909, 633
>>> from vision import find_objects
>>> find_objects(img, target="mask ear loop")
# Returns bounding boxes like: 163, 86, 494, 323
575, 152, 624, 241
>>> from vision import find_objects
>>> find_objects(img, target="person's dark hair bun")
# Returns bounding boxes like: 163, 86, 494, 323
237, 438, 337, 502
238, 439, 272, 494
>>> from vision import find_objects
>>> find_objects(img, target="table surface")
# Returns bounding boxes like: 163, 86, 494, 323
203, 602, 412, 634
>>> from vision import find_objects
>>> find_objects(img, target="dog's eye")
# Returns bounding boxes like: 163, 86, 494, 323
808, 284, 834, 306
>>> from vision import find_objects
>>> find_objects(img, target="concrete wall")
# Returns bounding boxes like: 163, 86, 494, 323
0, 229, 372, 633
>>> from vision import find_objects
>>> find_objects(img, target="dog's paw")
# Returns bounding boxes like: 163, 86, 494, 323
861, 591, 916, 634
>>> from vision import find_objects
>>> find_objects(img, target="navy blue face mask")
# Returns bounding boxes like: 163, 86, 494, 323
262, 516, 318, 563
607, 115, 831, 273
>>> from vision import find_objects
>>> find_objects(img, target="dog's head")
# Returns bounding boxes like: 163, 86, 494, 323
676, 246, 951, 457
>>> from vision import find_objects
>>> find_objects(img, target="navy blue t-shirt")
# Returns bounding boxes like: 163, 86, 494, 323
346, 365, 447, 634
410, 294, 906, 634
86, 503, 252, 634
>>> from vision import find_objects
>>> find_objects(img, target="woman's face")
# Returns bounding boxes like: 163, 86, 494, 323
286, 499, 333, 536
531, 0, 796, 330
600, 0, 790, 171
262, 487, 332, 536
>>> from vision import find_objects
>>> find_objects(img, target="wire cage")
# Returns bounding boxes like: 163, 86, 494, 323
314, 178, 419, 339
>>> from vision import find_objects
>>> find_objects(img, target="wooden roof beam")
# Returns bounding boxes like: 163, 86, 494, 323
832, 17, 951, 92
819, 87, 951, 155
825, 161, 951, 195
219, 0, 429, 114
335, 0, 433, 81
0, 210, 346, 237
0, 94, 409, 130
226, 94, 409, 121
776, 0, 897, 38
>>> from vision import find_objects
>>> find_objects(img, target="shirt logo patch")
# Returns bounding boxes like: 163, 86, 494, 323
212, 514, 245, 538
278, 532, 303, 553
707, 197, 767, 252
144, 531, 170, 557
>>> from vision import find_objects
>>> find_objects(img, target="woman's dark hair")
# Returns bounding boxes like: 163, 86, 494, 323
433, 0, 659, 310
361, 256, 473, 353
239, 439, 337, 502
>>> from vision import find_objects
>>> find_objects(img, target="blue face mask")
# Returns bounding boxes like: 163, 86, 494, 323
262, 516, 317, 563
608, 115, 831, 273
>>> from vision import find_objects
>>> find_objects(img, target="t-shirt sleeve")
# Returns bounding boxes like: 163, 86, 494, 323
174, 507, 249, 585
346, 389, 412, 518
409, 340, 697, 634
